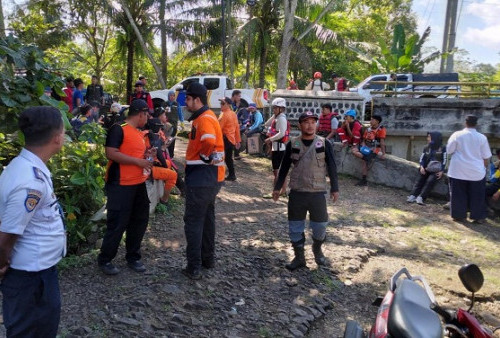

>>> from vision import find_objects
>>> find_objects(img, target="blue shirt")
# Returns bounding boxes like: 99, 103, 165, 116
0, 149, 66, 271
248, 111, 263, 133
73, 89, 84, 108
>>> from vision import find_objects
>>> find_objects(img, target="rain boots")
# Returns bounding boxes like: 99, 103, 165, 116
312, 237, 327, 266
286, 235, 306, 271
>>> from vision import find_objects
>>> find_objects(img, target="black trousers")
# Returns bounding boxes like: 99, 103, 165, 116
449, 177, 486, 220
183, 185, 221, 270
223, 136, 235, 178
168, 124, 178, 158
410, 172, 439, 199
1, 266, 60, 338
98, 183, 150, 264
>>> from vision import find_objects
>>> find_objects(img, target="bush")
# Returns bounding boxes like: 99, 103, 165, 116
49, 123, 108, 254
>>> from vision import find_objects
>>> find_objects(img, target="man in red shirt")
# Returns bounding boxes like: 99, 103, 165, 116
62, 77, 74, 112
352, 115, 386, 186
129, 81, 153, 113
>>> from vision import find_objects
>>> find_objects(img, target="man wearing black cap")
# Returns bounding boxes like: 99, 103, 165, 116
447, 115, 492, 223
182, 82, 225, 279
272, 111, 339, 271
129, 81, 153, 113
97, 99, 154, 275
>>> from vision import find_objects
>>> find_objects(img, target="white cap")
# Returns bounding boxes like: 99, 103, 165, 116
271, 97, 286, 108
110, 102, 121, 113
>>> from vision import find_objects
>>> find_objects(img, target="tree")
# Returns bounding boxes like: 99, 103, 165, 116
8, 0, 70, 51
276, 0, 298, 89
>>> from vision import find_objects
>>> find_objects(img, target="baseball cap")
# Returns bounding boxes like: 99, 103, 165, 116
129, 99, 149, 113
139, 75, 147, 80
134, 80, 144, 87
345, 109, 356, 118
298, 111, 318, 123
219, 97, 232, 105
186, 82, 207, 99
248, 102, 257, 109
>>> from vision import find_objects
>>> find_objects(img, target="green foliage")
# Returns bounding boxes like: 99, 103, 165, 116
49, 123, 108, 254
0, 35, 71, 134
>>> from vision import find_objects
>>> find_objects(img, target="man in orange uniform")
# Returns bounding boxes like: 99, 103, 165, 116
183, 83, 225, 280
97, 99, 154, 275
218, 97, 241, 181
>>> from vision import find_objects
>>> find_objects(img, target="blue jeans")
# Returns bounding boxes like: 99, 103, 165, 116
1, 266, 61, 337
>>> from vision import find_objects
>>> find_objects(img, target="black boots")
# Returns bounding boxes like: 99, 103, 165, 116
286, 235, 307, 271
312, 238, 327, 266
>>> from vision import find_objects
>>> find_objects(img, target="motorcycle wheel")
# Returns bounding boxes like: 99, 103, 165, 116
343, 320, 366, 338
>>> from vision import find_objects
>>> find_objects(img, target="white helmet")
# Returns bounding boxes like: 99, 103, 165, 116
271, 97, 286, 108
110, 102, 121, 113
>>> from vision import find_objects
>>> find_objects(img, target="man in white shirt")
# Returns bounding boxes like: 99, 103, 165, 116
305, 72, 331, 91
0, 106, 66, 337
447, 115, 492, 223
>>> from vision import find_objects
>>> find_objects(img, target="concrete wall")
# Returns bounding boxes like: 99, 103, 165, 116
372, 98, 500, 161
331, 142, 448, 198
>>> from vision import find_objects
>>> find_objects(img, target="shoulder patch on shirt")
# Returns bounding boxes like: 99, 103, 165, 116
33, 167, 45, 182
25, 189, 42, 212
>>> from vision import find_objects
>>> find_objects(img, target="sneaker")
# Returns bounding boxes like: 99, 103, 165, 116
99, 262, 120, 275
416, 196, 424, 205
262, 193, 273, 199
407, 195, 416, 203
127, 260, 146, 273
225, 176, 236, 181
182, 267, 202, 280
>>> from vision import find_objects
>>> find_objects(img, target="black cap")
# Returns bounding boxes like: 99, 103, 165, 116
130, 99, 149, 113
298, 111, 318, 123
465, 114, 478, 126
186, 83, 207, 99
139, 75, 146, 80
219, 97, 232, 105
134, 80, 144, 87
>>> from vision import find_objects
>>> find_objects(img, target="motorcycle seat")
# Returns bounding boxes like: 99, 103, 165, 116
388, 279, 442, 338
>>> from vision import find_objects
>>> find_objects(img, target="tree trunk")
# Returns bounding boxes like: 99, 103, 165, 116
258, 40, 268, 89
276, 0, 298, 89
0, 0, 5, 38
245, 10, 253, 87
126, 39, 135, 101
119, 0, 166, 89
160, 0, 167, 84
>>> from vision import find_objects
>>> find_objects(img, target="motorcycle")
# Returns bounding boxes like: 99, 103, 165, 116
344, 264, 500, 338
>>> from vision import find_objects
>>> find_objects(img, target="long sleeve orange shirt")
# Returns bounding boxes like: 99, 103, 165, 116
218, 106, 241, 145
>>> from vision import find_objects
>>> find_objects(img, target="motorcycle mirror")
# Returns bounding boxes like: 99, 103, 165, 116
458, 264, 484, 293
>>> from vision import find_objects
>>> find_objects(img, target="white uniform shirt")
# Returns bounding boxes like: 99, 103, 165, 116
0, 149, 66, 271
447, 128, 492, 181
265, 113, 288, 151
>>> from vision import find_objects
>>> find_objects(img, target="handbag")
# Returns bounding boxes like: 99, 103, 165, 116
425, 160, 442, 173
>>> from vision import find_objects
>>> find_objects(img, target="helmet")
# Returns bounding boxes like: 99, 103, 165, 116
110, 102, 121, 113
271, 97, 286, 108
314, 72, 322, 79
345, 109, 356, 118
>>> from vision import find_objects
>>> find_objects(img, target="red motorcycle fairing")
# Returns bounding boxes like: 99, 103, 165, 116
457, 308, 493, 338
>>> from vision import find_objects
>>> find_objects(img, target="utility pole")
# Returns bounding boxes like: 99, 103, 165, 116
440, 0, 459, 73
221, 0, 226, 73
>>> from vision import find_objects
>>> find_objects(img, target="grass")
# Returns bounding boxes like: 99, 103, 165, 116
58, 250, 98, 271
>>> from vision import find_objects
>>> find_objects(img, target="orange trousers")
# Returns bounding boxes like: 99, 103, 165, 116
152, 166, 177, 191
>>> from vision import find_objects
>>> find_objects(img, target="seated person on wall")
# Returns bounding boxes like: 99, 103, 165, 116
352, 115, 386, 186
407, 132, 447, 205
486, 149, 500, 206
336, 109, 363, 148
145, 112, 178, 205
245, 103, 264, 136
316, 103, 339, 141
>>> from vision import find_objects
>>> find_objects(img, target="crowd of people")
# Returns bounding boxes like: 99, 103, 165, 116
1, 74, 499, 336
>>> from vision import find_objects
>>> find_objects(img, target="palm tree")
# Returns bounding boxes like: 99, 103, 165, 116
113, 0, 155, 99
